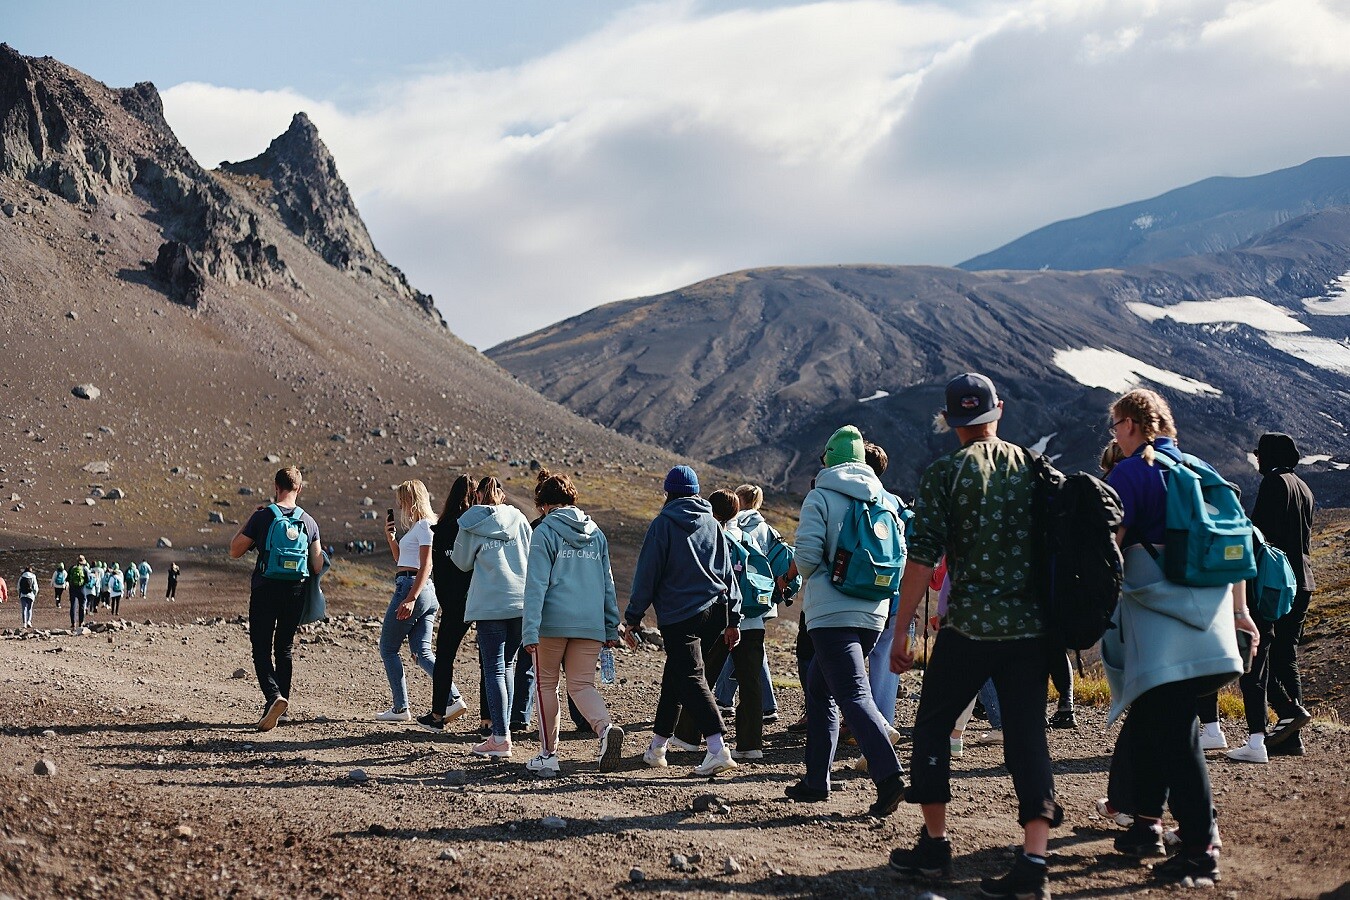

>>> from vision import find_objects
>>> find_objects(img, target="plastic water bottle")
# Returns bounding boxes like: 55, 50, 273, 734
599, 647, 617, 685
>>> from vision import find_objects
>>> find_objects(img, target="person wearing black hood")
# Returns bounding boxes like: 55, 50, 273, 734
622, 465, 741, 777
1228, 433, 1316, 761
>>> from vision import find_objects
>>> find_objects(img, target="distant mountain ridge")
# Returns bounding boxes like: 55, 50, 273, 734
959, 156, 1350, 272
491, 207, 1350, 504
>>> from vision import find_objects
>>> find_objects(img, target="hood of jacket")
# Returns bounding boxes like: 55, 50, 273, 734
539, 506, 598, 548
1256, 432, 1300, 473
813, 462, 885, 503
660, 495, 715, 534
458, 504, 517, 541
735, 509, 766, 532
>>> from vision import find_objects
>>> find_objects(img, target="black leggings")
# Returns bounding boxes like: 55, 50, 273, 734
675, 627, 764, 751
1049, 650, 1073, 706
654, 605, 728, 740
1267, 589, 1311, 714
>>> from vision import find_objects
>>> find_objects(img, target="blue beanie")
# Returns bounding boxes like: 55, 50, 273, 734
663, 465, 699, 496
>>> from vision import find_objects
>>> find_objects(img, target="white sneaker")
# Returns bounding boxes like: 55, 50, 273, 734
731, 749, 763, 761
886, 725, 902, 746
642, 742, 668, 768
693, 746, 736, 776
853, 755, 869, 773
976, 729, 1003, 744
1227, 742, 1268, 764
375, 707, 413, 722
598, 724, 625, 772
1095, 797, 1134, 828
1164, 826, 1223, 850
526, 753, 560, 777
1200, 729, 1228, 751
950, 737, 964, 758
444, 697, 469, 723
668, 736, 701, 752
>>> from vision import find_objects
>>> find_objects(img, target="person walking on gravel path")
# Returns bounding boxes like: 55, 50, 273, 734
375, 479, 440, 724
888, 374, 1063, 900
521, 469, 624, 776
622, 465, 741, 778
1100, 388, 1255, 885
17, 566, 37, 628
786, 427, 905, 817
418, 474, 477, 734
165, 563, 179, 601
230, 466, 323, 732
123, 562, 139, 604
67, 556, 90, 629
453, 476, 532, 759
138, 560, 152, 598
52, 563, 67, 608
107, 563, 124, 617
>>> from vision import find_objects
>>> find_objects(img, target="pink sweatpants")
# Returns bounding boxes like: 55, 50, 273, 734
534, 637, 611, 753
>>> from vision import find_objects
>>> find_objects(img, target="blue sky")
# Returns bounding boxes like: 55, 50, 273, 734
7, 1, 1350, 347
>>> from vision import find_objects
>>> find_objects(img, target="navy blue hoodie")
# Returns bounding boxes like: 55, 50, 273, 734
625, 495, 740, 628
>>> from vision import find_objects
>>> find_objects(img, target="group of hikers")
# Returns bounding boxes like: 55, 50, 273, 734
3, 558, 185, 629
228, 373, 1317, 898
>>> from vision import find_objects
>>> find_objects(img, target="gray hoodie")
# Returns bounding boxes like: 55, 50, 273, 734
452, 503, 533, 622
522, 507, 618, 646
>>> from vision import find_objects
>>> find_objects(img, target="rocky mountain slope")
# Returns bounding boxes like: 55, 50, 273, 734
0, 45, 682, 552
959, 155, 1350, 272
490, 209, 1350, 502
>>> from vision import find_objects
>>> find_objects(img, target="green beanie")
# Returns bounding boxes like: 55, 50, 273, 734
824, 425, 865, 467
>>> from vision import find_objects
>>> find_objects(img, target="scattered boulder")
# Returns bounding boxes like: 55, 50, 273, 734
692, 794, 731, 814
239, 487, 255, 496
82, 460, 111, 475
174, 824, 194, 840
231, 668, 247, 679
330, 434, 347, 443
207, 511, 225, 524
438, 848, 461, 862
66, 309, 78, 320
104, 488, 126, 500
347, 769, 369, 783
263, 454, 280, 463
540, 816, 567, 830
34, 758, 56, 776
723, 856, 742, 875
72, 384, 101, 400
371, 428, 387, 437
84, 498, 96, 506
670, 853, 693, 873
156, 537, 173, 548
402, 456, 417, 467
628, 867, 646, 883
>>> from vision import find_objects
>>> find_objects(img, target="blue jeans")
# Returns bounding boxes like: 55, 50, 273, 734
804, 627, 902, 791
712, 641, 777, 713
868, 615, 915, 726
378, 577, 438, 711
980, 678, 1003, 729
477, 617, 523, 738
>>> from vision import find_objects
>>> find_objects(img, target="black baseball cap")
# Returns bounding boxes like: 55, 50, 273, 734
942, 372, 1003, 427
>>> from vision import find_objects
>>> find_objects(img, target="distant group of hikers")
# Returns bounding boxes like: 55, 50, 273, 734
4, 557, 181, 629
227, 373, 1317, 897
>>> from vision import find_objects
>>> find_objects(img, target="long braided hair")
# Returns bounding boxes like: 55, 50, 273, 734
1110, 388, 1177, 466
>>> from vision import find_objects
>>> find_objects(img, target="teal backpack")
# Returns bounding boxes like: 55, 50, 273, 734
829, 495, 906, 602
1250, 526, 1296, 621
260, 504, 311, 581
1154, 454, 1256, 587
762, 526, 802, 601
728, 536, 777, 620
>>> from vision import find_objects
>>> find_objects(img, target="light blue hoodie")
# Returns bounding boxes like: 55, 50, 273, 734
796, 462, 902, 633
452, 503, 532, 622
522, 507, 619, 646
731, 509, 778, 625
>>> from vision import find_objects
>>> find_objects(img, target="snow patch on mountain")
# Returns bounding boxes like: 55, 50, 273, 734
858, 389, 890, 403
1052, 348, 1222, 396
1261, 335, 1350, 375
1030, 433, 1057, 454
1302, 270, 1350, 316
1127, 297, 1309, 332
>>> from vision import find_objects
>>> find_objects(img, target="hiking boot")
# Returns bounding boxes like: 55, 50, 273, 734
668, 736, 701, 753
526, 752, 559, 777
1094, 798, 1134, 828
731, 748, 763, 761
1047, 707, 1077, 729
784, 780, 829, 803
1114, 821, 1165, 857
787, 716, 809, 733
470, 736, 512, 758
598, 724, 624, 772
375, 707, 412, 723
868, 772, 905, 818
642, 742, 668, 768
693, 746, 736, 776
1226, 742, 1269, 764
416, 712, 446, 733
1267, 738, 1305, 756
257, 697, 288, 732
1151, 848, 1220, 883
1266, 705, 1312, 747
979, 854, 1049, 899
888, 826, 952, 878
443, 697, 469, 724
1199, 727, 1229, 751
762, 711, 779, 724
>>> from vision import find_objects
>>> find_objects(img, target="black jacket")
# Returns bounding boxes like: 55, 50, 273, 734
1251, 433, 1316, 592
431, 519, 473, 612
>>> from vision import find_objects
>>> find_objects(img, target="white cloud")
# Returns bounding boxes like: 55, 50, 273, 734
160, 0, 1350, 347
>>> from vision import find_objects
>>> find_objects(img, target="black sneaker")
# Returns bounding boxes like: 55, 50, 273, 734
1047, 708, 1077, 729
416, 712, 445, 733
980, 854, 1049, 899
763, 712, 779, 724
787, 716, 808, 733
1151, 849, 1220, 883
1268, 739, 1305, 756
1265, 705, 1312, 747
1114, 821, 1166, 857
784, 780, 830, 803
867, 772, 906, 818
888, 826, 952, 878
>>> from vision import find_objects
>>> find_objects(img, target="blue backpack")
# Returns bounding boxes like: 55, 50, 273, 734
1251, 526, 1296, 621
830, 495, 906, 602
1154, 454, 1256, 586
728, 536, 777, 619
761, 525, 802, 602
260, 504, 311, 581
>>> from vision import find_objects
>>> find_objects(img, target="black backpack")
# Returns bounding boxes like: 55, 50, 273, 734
1028, 453, 1125, 658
